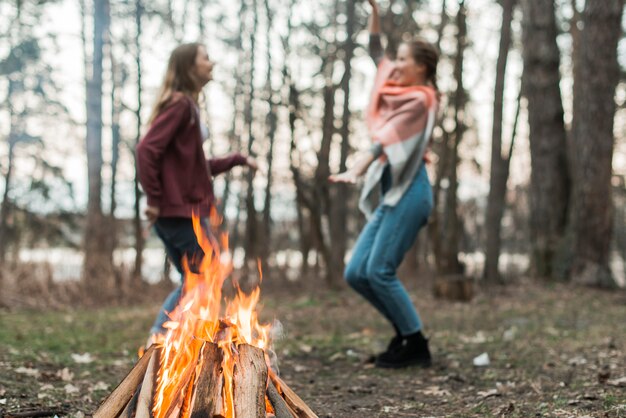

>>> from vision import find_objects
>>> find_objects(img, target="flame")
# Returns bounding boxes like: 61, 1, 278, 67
151, 212, 272, 418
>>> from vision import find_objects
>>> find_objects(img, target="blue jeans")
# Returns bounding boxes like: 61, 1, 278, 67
345, 164, 433, 336
150, 217, 210, 335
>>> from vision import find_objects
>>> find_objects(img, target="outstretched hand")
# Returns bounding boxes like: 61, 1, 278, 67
328, 170, 359, 185
245, 156, 259, 171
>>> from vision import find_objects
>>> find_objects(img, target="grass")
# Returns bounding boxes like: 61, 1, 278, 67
0, 278, 625, 417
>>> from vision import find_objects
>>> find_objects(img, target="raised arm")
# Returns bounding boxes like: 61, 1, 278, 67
368, 0, 384, 65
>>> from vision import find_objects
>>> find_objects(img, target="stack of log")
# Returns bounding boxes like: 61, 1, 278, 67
94, 345, 318, 418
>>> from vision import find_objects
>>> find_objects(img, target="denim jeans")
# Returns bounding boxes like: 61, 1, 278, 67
344, 164, 433, 336
150, 217, 210, 335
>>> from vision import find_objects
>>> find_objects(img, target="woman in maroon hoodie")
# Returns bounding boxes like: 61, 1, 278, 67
137, 43, 257, 338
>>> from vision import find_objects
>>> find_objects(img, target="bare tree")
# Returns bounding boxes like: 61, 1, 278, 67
520, 0, 569, 279
83, 0, 113, 296
484, 0, 516, 283
569, 0, 624, 287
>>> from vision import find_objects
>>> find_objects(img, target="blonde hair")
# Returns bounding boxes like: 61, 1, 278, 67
147, 43, 203, 125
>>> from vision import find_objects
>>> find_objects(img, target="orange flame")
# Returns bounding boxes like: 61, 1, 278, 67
151, 212, 272, 418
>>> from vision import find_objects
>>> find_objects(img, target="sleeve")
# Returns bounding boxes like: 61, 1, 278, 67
208, 153, 248, 176
369, 142, 384, 158
136, 99, 190, 207
369, 34, 384, 66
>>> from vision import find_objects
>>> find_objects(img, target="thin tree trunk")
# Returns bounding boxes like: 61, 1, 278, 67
521, 0, 570, 279
570, 0, 623, 287
83, 0, 113, 296
244, 0, 259, 261
330, 0, 356, 279
439, 0, 466, 275
132, 0, 144, 283
262, 0, 277, 263
0, 79, 17, 267
484, 0, 515, 283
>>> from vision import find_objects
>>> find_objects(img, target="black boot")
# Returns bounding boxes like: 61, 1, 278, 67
375, 330, 432, 369
366, 325, 404, 363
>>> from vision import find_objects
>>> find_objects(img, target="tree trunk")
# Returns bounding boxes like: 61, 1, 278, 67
262, 0, 277, 263
83, 0, 113, 297
244, 0, 259, 261
329, 0, 356, 281
569, 0, 623, 287
132, 0, 144, 283
439, 0, 466, 275
484, 0, 515, 283
0, 78, 17, 268
521, 0, 570, 279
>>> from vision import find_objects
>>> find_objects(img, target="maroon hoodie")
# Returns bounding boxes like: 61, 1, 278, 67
136, 93, 247, 218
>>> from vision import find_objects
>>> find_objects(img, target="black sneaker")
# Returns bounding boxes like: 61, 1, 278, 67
375, 331, 432, 369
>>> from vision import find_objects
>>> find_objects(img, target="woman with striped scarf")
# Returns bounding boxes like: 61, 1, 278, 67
329, 0, 439, 368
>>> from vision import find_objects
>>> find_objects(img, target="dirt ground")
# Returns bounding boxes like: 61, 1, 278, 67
0, 273, 625, 417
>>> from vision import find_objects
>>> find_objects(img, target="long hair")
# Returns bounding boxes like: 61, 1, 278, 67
147, 43, 202, 125
404, 39, 439, 92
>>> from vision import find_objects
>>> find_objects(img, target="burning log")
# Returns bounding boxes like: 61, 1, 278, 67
136, 346, 161, 418
269, 373, 318, 418
94, 343, 317, 418
233, 345, 267, 418
267, 381, 294, 418
94, 345, 156, 418
190, 342, 224, 418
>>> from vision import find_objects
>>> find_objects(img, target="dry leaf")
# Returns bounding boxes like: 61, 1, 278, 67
57, 367, 74, 381
421, 386, 451, 397
71, 353, 94, 364
92, 381, 109, 391
64, 384, 79, 394
477, 388, 499, 399
15, 367, 40, 377
607, 376, 626, 387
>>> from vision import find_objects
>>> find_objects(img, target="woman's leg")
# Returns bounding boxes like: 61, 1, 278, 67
150, 217, 206, 335
364, 166, 433, 336
344, 207, 397, 323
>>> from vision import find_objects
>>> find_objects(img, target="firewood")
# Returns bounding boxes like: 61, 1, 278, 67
190, 342, 224, 418
267, 380, 295, 418
135, 347, 161, 418
233, 344, 268, 418
119, 385, 140, 418
94, 345, 156, 418
269, 372, 318, 418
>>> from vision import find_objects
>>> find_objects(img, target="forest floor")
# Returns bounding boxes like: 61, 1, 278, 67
0, 273, 625, 417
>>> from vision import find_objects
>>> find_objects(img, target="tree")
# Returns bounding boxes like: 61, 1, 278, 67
484, 0, 516, 283
82, 0, 114, 296
569, 0, 624, 287
520, 0, 569, 279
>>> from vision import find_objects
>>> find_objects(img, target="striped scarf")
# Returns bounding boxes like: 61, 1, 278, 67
359, 58, 438, 217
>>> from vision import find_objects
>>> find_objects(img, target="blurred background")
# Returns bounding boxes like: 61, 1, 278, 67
0, 0, 625, 305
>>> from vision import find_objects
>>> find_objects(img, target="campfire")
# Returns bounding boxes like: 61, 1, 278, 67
93, 214, 317, 418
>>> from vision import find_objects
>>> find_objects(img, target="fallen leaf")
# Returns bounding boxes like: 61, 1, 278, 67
71, 353, 94, 364
40, 384, 54, 391
477, 388, 499, 399
461, 331, 487, 344
64, 384, 79, 394
328, 352, 344, 362
57, 368, 74, 381
421, 386, 451, 396
607, 376, 626, 387
15, 367, 40, 377
502, 326, 517, 342
294, 364, 308, 372
0, 399, 6, 405
298, 344, 313, 353
92, 381, 109, 391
